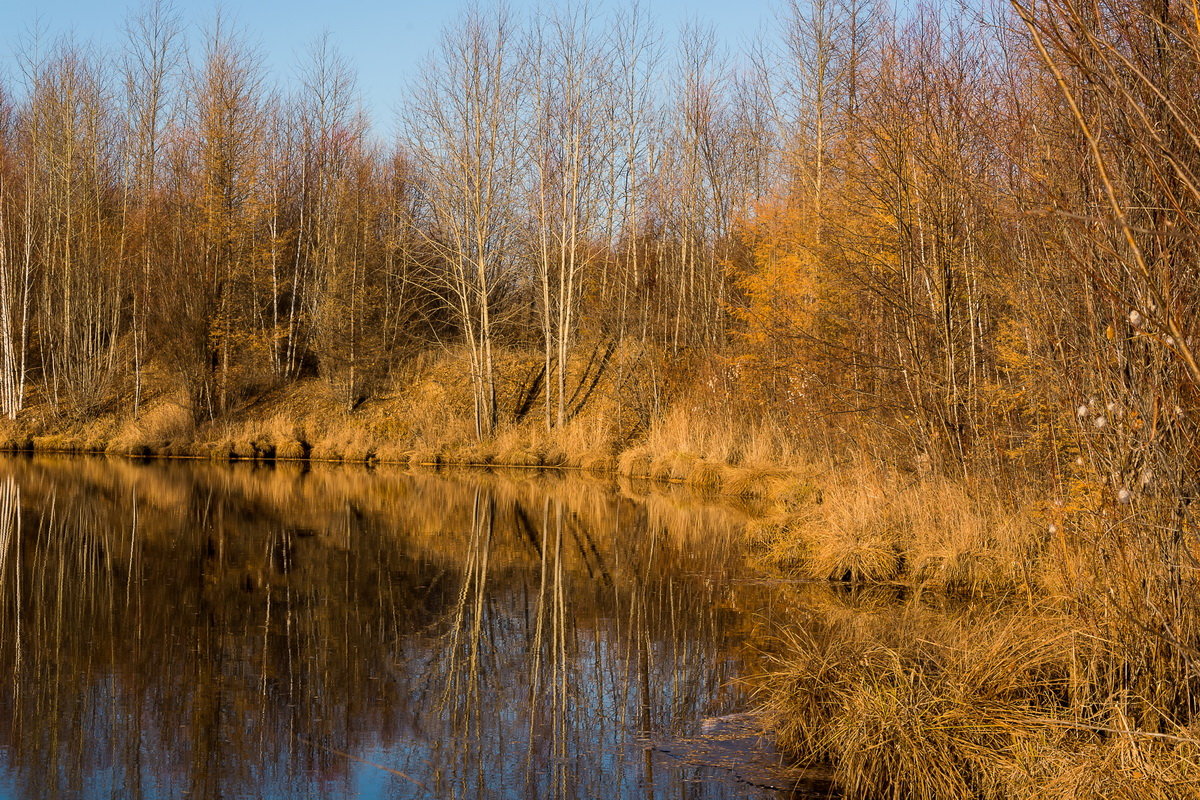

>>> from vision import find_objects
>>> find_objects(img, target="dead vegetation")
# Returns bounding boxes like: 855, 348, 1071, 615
751, 589, 1200, 800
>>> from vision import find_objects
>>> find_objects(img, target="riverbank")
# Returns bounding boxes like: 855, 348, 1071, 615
2, 369, 1198, 800
0, 363, 1081, 602
0, 368, 1042, 595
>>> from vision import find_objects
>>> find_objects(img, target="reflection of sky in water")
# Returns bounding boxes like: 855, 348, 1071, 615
0, 459, 815, 799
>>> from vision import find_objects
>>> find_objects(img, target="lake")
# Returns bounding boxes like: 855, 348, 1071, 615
0, 457, 828, 799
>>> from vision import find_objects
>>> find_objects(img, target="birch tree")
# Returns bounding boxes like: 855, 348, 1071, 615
0, 83, 31, 419
25, 43, 123, 413
404, 5, 526, 439
527, 3, 616, 428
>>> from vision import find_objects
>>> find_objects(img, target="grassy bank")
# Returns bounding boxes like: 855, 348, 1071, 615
0, 351, 1044, 599
0, 343, 1115, 603
0, 342, 819, 484
738, 470, 1200, 799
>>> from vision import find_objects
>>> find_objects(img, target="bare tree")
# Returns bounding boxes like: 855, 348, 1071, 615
527, 2, 617, 428
121, 0, 181, 414
603, 3, 663, 343
404, 5, 526, 439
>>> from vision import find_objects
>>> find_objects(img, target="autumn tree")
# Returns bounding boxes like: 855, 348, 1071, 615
188, 15, 269, 415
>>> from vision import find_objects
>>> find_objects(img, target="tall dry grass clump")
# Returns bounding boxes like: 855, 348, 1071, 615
786, 466, 905, 583
639, 404, 805, 471
902, 479, 1035, 595
616, 446, 653, 479
753, 597, 1200, 800
747, 463, 1039, 594
747, 464, 1200, 800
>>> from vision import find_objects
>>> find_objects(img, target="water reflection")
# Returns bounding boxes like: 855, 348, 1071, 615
0, 457, 822, 799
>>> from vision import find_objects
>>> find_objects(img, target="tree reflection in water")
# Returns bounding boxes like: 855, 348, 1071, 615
0, 457, 815, 799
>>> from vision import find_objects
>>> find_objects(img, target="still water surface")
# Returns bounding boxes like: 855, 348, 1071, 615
0, 457, 825, 799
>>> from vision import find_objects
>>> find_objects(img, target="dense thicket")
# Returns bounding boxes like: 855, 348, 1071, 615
0, 0, 1196, 485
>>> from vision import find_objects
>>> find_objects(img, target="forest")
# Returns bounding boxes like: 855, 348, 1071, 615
3, 0, 1200, 795
0, 0, 1193, 478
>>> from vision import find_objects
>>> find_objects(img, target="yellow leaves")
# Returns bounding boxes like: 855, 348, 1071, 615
729, 182, 905, 412
994, 319, 1035, 375
734, 199, 826, 337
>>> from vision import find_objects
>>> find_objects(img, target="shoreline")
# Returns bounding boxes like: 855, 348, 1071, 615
0, 431, 1028, 596
0, 419, 812, 500
8, 432, 1198, 800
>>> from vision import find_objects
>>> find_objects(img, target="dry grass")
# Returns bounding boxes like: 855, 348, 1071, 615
373, 443, 411, 464
738, 463, 1040, 595
748, 474, 1200, 800
902, 480, 1032, 594
751, 595, 1200, 800
640, 403, 805, 468
578, 452, 615, 473
687, 460, 730, 490
806, 529, 902, 582
616, 446, 653, 478
720, 466, 796, 499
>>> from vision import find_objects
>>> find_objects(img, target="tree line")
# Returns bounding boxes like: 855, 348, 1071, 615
0, 3, 747, 438
0, 0, 1196, 494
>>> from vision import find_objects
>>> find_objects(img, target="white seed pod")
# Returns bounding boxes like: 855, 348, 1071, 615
1077, 405, 1089, 419
1093, 415, 1107, 429
1048, 523, 1058, 535
1075, 456, 1085, 466
1140, 469, 1154, 487
1166, 336, 1176, 347
1129, 309, 1143, 327
1116, 488, 1132, 504
1106, 401, 1116, 413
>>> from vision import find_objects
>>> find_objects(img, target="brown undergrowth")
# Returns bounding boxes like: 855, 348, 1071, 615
737, 475, 1200, 800
748, 586, 1200, 800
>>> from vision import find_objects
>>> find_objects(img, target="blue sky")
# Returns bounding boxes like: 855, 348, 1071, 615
1, 0, 775, 134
